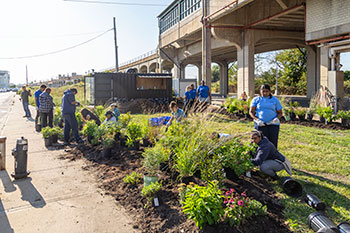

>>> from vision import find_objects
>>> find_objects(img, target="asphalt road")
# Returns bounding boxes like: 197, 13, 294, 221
0, 92, 15, 134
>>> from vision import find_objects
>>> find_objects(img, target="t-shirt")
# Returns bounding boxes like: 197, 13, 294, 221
20, 90, 30, 103
34, 90, 42, 107
197, 85, 209, 98
172, 108, 185, 122
250, 96, 283, 123
189, 89, 197, 99
184, 91, 191, 102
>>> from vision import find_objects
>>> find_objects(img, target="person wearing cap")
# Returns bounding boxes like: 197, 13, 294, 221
110, 103, 120, 121
249, 84, 283, 148
249, 130, 292, 180
39, 88, 55, 128
34, 84, 46, 128
20, 86, 32, 117
61, 88, 83, 145
104, 111, 117, 123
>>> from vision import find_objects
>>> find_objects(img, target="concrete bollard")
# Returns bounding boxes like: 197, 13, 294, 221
0, 136, 7, 170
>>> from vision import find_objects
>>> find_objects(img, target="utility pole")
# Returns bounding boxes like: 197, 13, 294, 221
202, 0, 211, 89
113, 17, 119, 72
26, 65, 28, 86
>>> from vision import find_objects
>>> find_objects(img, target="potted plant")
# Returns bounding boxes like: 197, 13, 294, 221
316, 106, 325, 123
337, 110, 350, 127
295, 108, 306, 121
126, 122, 143, 150
306, 108, 315, 121
288, 101, 300, 121
82, 120, 98, 143
142, 148, 160, 187
101, 133, 115, 158
141, 181, 162, 208
322, 107, 334, 125
283, 108, 291, 121
41, 127, 52, 147
50, 127, 61, 143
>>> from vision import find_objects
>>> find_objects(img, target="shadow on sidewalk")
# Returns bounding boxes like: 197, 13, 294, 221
0, 200, 14, 233
0, 170, 17, 193
13, 177, 46, 208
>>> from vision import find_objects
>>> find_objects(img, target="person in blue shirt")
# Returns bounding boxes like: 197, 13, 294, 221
197, 80, 211, 103
249, 84, 283, 148
250, 130, 292, 180
109, 103, 120, 121
183, 86, 193, 114
34, 84, 46, 130
166, 101, 185, 129
190, 84, 197, 100
61, 88, 83, 145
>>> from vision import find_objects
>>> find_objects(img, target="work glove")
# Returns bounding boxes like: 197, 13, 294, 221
254, 119, 265, 127
75, 101, 80, 106
266, 117, 280, 125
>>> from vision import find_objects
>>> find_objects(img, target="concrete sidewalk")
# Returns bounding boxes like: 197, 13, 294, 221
0, 95, 137, 233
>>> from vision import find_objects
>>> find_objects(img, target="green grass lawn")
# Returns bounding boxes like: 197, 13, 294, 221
131, 113, 350, 233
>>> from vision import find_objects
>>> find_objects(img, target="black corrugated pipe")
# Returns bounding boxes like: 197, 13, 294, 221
308, 212, 340, 233
338, 222, 350, 233
305, 194, 326, 211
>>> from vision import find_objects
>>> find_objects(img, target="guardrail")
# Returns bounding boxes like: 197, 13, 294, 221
119, 49, 157, 67
158, 0, 201, 34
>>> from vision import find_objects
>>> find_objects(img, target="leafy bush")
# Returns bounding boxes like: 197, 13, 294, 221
322, 106, 334, 122
225, 97, 240, 114
41, 127, 52, 139
141, 181, 162, 208
126, 122, 143, 147
294, 108, 306, 116
213, 139, 255, 176
82, 120, 98, 137
123, 172, 143, 185
337, 110, 350, 120
182, 181, 224, 229
224, 189, 267, 226
53, 108, 62, 127
119, 112, 131, 128
75, 112, 83, 128
101, 133, 115, 148
142, 144, 169, 175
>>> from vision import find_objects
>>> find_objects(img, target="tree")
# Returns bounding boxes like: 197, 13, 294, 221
344, 70, 350, 81
211, 65, 220, 82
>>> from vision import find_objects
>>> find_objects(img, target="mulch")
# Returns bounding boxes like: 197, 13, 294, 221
60, 143, 293, 233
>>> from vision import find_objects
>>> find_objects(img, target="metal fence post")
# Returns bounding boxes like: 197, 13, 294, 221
0, 136, 7, 170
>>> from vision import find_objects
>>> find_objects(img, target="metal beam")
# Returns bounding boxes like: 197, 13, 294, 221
275, 0, 288, 10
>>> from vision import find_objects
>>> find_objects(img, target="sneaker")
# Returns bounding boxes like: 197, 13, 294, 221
63, 141, 70, 146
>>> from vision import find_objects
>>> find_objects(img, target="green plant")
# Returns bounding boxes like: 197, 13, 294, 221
123, 172, 143, 185
182, 181, 224, 229
101, 133, 115, 148
126, 122, 143, 147
120, 112, 131, 128
91, 138, 99, 146
223, 189, 267, 226
225, 97, 240, 114
213, 139, 255, 176
82, 120, 98, 137
141, 181, 162, 208
336, 110, 350, 120
142, 144, 169, 175
53, 108, 62, 126
75, 111, 83, 128
294, 108, 306, 116
41, 127, 53, 139
322, 106, 334, 122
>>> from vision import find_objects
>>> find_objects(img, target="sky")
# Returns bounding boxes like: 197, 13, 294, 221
0, 0, 349, 84
0, 0, 173, 84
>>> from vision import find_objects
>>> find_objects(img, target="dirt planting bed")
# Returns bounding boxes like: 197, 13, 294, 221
60, 143, 292, 233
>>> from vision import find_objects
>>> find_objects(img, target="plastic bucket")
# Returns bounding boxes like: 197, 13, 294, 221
305, 193, 326, 211
280, 177, 303, 197
144, 175, 158, 187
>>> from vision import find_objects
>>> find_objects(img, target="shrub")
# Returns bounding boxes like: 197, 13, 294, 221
101, 133, 115, 148
337, 110, 350, 120
82, 120, 98, 137
119, 112, 131, 128
182, 181, 224, 229
123, 172, 143, 185
224, 189, 267, 226
141, 181, 162, 208
41, 127, 52, 139
322, 106, 334, 122
294, 108, 306, 116
126, 122, 143, 147
142, 144, 169, 175
53, 108, 62, 127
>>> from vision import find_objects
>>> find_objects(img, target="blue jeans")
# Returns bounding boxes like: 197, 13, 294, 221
254, 123, 280, 148
63, 113, 81, 143
22, 102, 31, 117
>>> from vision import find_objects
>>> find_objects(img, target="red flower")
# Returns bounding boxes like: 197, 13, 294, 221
238, 200, 244, 206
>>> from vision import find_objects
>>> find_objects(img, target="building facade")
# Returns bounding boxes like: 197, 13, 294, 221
0, 70, 10, 88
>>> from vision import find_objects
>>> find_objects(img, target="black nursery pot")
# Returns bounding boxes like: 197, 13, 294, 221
120, 137, 127, 147
224, 167, 239, 181
51, 134, 58, 143
289, 112, 297, 121
36, 124, 42, 132
308, 212, 340, 233
181, 176, 196, 185
298, 114, 305, 121
341, 119, 349, 128
133, 140, 140, 150
319, 116, 326, 123
44, 137, 52, 147
307, 113, 314, 121
114, 132, 121, 141
280, 177, 303, 197
103, 147, 112, 159
87, 135, 93, 143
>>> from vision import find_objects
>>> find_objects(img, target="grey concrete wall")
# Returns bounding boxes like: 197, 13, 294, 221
306, 0, 350, 41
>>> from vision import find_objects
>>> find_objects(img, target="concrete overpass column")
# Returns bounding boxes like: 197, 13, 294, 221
194, 63, 202, 84
218, 61, 228, 97
180, 64, 186, 79
173, 65, 181, 79
237, 31, 255, 98
320, 47, 330, 91
306, 46, 319, 98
